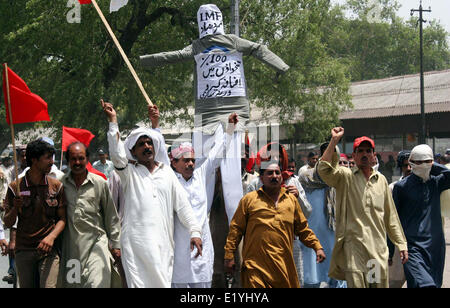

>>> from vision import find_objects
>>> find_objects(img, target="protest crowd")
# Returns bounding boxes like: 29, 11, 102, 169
1, 3, 450, 289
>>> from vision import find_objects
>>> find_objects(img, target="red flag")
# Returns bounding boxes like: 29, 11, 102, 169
62, 126, 95, 151
87, 162, 107, 180
78, 0, 92, 4
245, 134, 256, 173
2, 66, 50, 125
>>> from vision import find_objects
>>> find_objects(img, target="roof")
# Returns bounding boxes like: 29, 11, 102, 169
340, 69, 450, 120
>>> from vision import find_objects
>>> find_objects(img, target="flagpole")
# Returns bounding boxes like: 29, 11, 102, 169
3, 63, 21, 196
60, 147, 64, 170
90, 0, 153, 107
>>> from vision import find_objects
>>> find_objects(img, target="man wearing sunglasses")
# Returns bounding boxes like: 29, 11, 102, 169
392, 144, 450, 288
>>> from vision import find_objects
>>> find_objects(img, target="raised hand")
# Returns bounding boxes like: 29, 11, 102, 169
148, 105, 159, 129
101, 99, 117, 123
331, 127, 344, 141
228, 112, 238, 125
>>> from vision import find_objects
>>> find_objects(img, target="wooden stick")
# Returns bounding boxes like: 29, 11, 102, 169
91, 0, 153, 107
60, 147, 64, 170
3, 63, 20, 195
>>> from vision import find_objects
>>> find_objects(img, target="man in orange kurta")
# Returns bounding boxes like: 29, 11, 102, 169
224, 161, 325, 288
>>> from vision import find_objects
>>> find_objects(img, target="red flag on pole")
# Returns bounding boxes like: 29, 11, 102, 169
87, 162, 107, 180
62, 126, 95, 151
78, 0, 92, 4
2, 66, 50, 125
61, 126, 106, 179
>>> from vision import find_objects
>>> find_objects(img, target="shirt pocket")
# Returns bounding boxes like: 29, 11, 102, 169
365, 188, 385, 215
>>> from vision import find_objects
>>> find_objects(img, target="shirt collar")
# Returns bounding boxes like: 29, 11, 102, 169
353, 167, 379, 180
175, 170, 195, 183
65, 169, 95, 187
24, 170, 48, 187
258, 185, 288, 200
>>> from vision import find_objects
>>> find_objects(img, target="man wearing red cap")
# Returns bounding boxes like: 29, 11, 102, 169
317, 127, 408, 288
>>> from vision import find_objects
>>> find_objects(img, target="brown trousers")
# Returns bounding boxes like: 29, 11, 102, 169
15, 249, 60, 288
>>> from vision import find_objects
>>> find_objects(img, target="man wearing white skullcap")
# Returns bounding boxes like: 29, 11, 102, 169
102, 100, 202, 288
392, 144, 450, 288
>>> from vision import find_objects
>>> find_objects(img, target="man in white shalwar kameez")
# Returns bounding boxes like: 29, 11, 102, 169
171, 113, 238, 288
102, 100, 202, 288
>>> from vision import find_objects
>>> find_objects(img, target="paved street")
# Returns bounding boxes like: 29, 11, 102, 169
1, 218, 450, 288
0, 230, 12, 288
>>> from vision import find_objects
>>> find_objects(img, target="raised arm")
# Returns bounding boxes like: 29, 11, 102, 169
202, 113, 239, 175
322, 127, 344, 164
317, 127, 345, 188
101, 100, 129, 171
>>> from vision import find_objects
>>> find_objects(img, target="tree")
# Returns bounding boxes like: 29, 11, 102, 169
324, 0, 450, 82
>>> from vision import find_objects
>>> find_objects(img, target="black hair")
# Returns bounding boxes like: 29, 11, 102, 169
288, 158, 296, 164
26, 140, 56, 167
319, 143, 329, 156
396, 150, 411, 169
65, 142, 90, 162
308, 151, 318, 158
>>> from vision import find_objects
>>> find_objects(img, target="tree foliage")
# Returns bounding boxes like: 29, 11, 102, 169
324, 0, 450, 81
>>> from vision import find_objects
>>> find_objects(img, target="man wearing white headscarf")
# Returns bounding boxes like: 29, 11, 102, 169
102, 100, 202, 288
140, 4, 290, 227
392, 144, 450, 288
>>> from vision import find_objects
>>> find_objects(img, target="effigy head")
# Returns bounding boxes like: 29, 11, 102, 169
197, 4, 225, 39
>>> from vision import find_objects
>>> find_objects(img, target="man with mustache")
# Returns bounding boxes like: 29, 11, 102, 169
102, 100, 202, 288
3, 140, 66, 288
317, 127, 408, 288
59, 142, 121, 288
224, 161, 325, 288
170, 113, 238, 288
246, 141, 312, 286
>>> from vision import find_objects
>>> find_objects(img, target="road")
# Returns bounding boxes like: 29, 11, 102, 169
0, 230, 12, 288
1, 218, 450, 288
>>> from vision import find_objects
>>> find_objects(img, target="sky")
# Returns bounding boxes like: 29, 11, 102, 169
331, 0, 450, 35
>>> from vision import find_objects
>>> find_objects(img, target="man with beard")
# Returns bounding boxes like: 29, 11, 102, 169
392, 144, 450, 288
317, 127, 408, 288
59, 142, 121, 288
3, 140, 66, 288
102, 100, 202, 288
224, 161, 325, 288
